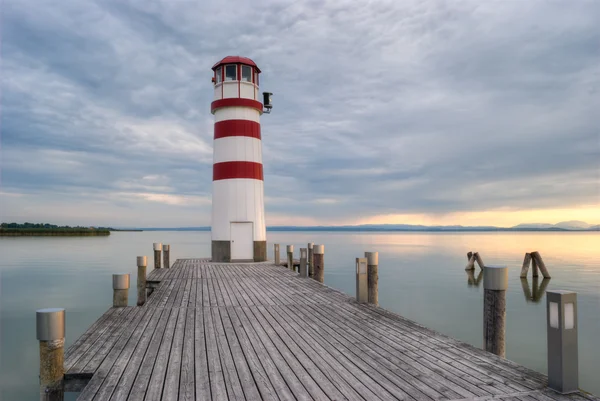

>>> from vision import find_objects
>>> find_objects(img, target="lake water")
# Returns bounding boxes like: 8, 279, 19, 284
1, 231, 599, 400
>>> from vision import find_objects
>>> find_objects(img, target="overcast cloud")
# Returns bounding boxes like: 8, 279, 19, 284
1, 0, 599, 227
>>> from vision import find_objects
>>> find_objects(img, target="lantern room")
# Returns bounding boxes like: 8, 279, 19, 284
212, 56, 261, 102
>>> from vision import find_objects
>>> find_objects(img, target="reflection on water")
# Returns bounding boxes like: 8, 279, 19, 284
1, 231, 599, 399
520, 277, 551, 303
466, 269, 484, 287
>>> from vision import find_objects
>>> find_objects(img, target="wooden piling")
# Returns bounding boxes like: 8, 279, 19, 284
286, 245, 294, 271
36, 308, 65, 401
465, 252, 476, 270
483, 265, 508, 358
162, 244, 170, 268
313, 244, 325, 283
112, 274, 129, 307
365, 251, 379, 305
274, 244, 280, 265
308, 242, 314, 278
299, 248, 308, 278
153, 243, 162, 269
474, 252, 485, 269
520, 253, 532, 278
531, 251, 551, 278
137, 256, 147, 306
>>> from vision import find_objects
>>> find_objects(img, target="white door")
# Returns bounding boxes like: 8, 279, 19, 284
231, 222, 253, 261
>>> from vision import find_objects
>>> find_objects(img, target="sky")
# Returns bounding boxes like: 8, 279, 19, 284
1, 0, 599, 228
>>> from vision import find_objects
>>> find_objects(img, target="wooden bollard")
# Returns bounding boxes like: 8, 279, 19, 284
153, 243, 162, 269
474, 252, 485, 269
36, 308, 65, 401
531, 251, 551, 278
308, 243, 314, 277
356, 257, 368, 303
520, 253, 532, 278
547, 291, 578, 393
162, 244, 170, 268
112, 274, 129, 307
286, 245, 294, 271
299, 248, 308, 278
313, 245, 325, 283
483, 265, 508, 357
365, 251, 379, 305
465, 252, 476, 270
137, 256, 147, 306
274, 244, 280, 265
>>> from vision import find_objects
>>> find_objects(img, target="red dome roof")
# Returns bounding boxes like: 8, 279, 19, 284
212, 56, 261, 73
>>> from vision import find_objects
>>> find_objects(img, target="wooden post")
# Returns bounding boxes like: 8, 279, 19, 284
153, 243, 162, 269
531, 251, 551, 278
137, 256, 147, 306
286, 245, 294, 271
547, 291, 578, 393
313, 245, 325, 283
112, 274, 129, 307
356, 257, 368, 303
365, 251, 379, 305
36, 308, 65, 401
520, 253, 532, 278
162, 244, 170, 268
465, 252, 476, 270
474, 252, 485, 269
274, 244, 280, 265
308, 243, 314, 277
299, 248, 308, 278
532, 255, 539, 278
483, 265, 508, 358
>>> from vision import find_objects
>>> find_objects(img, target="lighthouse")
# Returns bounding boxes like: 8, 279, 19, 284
210, 56, 270, 262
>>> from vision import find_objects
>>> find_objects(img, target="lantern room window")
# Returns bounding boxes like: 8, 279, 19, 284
215, 67, 222, 83
242, 65, 252, 82
225, 65, 237, 81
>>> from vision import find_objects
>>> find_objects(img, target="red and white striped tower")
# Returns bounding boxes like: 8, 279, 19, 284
210, 56, 267, 262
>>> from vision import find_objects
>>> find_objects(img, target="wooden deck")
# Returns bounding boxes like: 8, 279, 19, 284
64, 259, 598, 401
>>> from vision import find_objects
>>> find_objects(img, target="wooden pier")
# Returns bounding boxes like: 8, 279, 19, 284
62, 259, 598, 401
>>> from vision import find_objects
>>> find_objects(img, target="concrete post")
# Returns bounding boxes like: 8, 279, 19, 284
36, 308, 65, 401
356, 257, 368, 303
483, 265, 508, 358
313, 245, 325, 283
162, 244, 170, 268
308, 243, 314, 277
274, 244, 280, 265
112, 274, 130, 307
286, 245, 294, 271
365, 251, 379, 305
137, 256, 147, 306
547, 291, 578, 394
299, 248, 308, 278
153, 242, 162, 269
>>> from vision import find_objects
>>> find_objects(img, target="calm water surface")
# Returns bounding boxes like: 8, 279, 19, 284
1, 231, 599, 400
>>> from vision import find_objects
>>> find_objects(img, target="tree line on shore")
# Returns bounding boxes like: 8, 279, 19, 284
0, 222, 111, 236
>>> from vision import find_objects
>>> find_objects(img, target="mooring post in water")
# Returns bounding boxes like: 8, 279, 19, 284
465, 251, 476, 270
308, 243, 314, 277
313, 245, 325, 283
274, 244, 280, 265
547, 291, 578, 394
531, 251, 551, 278
162, 244, 170, 268
137, 256, 147, 306
153, 243, 162, 269
365, 251, 379, 306
112, 274, 130, 307
299, 248, 308, 278
483, 265, 508, 358
36, 308, 65, 401
474, 252, 485, 269
520, 252, 532, 278
356, 257, 368, 303
286, 245, 294, 271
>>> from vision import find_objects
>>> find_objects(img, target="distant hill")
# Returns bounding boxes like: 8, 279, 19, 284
513, 220, 592, 230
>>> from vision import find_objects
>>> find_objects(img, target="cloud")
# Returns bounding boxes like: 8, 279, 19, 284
1, 0, 599, 226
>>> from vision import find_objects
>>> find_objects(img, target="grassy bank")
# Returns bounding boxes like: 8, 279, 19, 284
0, 228, 110, 236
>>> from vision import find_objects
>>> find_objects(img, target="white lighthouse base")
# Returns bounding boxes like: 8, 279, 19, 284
212, 240, 267, 263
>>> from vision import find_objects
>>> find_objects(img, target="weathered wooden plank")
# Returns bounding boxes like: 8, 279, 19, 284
204, 305, 228, 400
179, 301, 196, 401
194, 307, 212, 400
